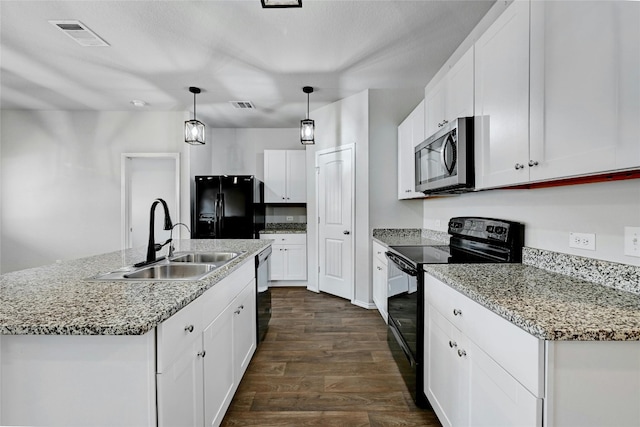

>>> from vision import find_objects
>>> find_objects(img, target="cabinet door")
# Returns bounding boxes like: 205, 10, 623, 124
233, 280, 257, 380
426, 306, 462, 427
264, 150, 287, 203
474, 0, 531, 189
269, 245, 286, 281
462, 338, 542, 427
529, 1, 640, 181
157, 339, 204, 427
203, 308, 235, 427
445, 46, 474, 122
284, 244, 307, 280
286, 150, 307, 203
425, 79, 446, 137
398, 101, 426, 200
372, 256, 388, 322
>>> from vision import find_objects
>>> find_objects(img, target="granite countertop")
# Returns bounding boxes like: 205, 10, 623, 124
0, 239, 271, 336
372, 228, 449, 246
424, 263, 640, 341
260, 223, 307, 234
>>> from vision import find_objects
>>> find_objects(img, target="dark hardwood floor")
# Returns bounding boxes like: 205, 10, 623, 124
222, 287, 443, 427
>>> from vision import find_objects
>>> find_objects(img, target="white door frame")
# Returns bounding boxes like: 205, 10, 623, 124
315, 143, 356, 302
121, 153, 181, 250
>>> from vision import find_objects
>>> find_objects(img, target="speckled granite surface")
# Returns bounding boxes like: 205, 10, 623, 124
260, 223, 307, 234
424, 263, 640, 341
523, 247, 640, 295
0, 239, 270, 336
372, 228, 449, 246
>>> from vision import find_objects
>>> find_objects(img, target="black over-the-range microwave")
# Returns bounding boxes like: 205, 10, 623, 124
414, 117, 474, 194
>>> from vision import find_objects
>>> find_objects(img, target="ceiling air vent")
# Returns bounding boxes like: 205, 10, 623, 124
229, 101, 256, 110
49, 20, 109, 47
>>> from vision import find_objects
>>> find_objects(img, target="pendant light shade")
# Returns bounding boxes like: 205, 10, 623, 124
185, 87, 205, 145
300, 86, 315, 145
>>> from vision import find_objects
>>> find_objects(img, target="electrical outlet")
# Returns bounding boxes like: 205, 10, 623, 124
569, 232, 596, 251
624, 227, 640, 257
286, 216, 294, 222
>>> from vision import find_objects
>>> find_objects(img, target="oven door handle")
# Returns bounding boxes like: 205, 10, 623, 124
385, 252, 418, 276
390, 323, 416, 368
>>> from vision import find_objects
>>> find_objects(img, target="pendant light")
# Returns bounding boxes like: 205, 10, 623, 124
300, 86, 315, 145
185, 86, 205, 145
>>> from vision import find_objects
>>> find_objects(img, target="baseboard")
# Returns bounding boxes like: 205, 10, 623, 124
352, 299, 376, 310
268, 280, 308, 287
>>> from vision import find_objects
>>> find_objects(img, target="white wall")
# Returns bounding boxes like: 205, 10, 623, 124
208, 128, 300, 179
0, 110, 188, 273
423, 180, 640, 267
368, 89, 424, 229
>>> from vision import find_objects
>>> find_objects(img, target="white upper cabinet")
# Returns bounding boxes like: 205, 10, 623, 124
474, 0, 531, 189
475, 0, 640, 190
264, 150, 307, 203
529, 0, 640, 181
398, 100, 426, 200
425, 47, 474, 138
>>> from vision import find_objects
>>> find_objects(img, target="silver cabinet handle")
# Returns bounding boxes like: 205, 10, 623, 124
449, 340, 457, 348
453, 308, 462, 316
438, 122, 443, 128
457, 349, 467, 358
234, 310, 241, 315
442, 119, 448, 125
405, 189, 411, 193
343, 230, 350, 235
239, 305, 244, 310
197, 350, 206, 358
514, 163, 525, 170
377, 266, 382, 271
184, 325, 194, 333
528, 160, 539, 167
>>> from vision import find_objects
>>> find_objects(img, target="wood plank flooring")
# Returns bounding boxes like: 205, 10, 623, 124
222, 287, 442, 427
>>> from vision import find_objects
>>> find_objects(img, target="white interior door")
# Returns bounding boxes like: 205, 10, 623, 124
317, 146, 354, 301
122, 154, 180, 250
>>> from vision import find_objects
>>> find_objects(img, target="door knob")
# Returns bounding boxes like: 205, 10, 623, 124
343, 230, 350, 235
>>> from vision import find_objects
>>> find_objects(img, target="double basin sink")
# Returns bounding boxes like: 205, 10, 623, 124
90, 251, 244, 281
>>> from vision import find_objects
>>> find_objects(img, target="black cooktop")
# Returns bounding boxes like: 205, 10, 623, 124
389, 245, 452, 264
388, 217, 524, 266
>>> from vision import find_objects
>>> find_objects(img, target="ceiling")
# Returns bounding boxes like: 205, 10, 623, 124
0, 0, 494, 128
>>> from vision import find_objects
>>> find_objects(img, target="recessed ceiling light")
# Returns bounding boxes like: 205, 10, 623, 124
261, 0, 301, 8
49, 20, 109, 47
130, 100, 147, 107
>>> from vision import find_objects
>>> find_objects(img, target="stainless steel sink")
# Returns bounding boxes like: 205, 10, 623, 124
169, 251, 241, 264
123, 263, 216, 280
87, 250, 245, 281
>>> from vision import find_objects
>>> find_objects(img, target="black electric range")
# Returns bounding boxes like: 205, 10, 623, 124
385, 217, 524, 408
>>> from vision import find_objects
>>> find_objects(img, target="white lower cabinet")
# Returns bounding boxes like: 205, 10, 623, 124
425, 272, 543, 427
203, 279, 256, 427
157, 339, 205, 427
371, 241, 388, 322
424, 272, 640, 427
157, 261, 257, 427
260, 233, 307, 282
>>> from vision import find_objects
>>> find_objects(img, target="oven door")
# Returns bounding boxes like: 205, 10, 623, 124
385, 252, 419, 359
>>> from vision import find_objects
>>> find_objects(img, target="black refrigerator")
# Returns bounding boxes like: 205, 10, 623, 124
193, 175, 265, 239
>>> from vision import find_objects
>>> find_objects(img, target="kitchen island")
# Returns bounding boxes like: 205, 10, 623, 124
0, 239, 271, 427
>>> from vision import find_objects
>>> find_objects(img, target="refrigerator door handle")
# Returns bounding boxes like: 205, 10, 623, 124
219, 195, 225, 236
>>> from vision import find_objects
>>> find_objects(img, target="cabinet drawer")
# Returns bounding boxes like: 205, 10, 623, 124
373, 241, 388, 265
157, 297, 204, 372
424, 273, 544, 397
200, 261, 254, 328
267, 233, 306, 245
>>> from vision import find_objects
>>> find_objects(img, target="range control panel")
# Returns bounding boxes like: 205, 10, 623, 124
448, 217, 519, 243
